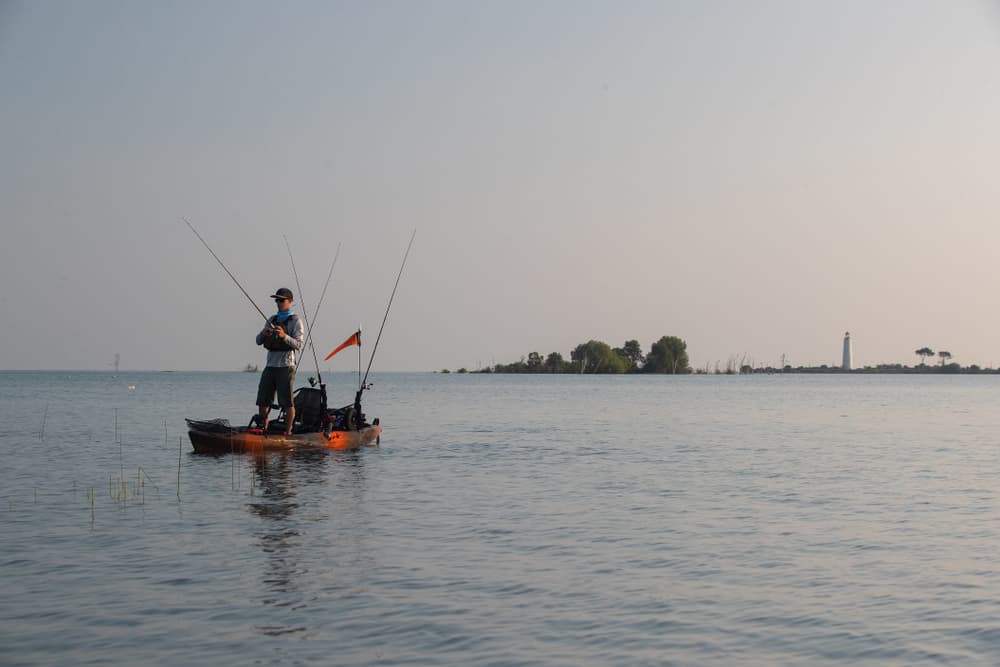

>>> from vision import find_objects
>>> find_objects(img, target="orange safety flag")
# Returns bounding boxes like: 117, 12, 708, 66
324, 330, 361, 360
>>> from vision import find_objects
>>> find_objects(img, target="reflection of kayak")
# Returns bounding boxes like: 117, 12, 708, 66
186, 386, 380, 454
186, 420, 381, 454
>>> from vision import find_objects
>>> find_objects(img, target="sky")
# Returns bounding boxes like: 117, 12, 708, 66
2, 1, 1000, 372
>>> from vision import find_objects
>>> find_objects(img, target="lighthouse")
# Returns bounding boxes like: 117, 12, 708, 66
842, 332, 852, 371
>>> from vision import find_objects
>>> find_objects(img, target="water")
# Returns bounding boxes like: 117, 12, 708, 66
2, 371, 1000, 666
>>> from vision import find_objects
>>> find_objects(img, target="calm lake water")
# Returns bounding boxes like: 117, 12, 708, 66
2, 371, 1000, 666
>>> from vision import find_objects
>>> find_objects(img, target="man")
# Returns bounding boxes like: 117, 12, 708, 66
255, 287, 305, 435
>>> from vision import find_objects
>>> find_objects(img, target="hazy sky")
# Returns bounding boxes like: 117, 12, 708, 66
2, 1, 1000, 372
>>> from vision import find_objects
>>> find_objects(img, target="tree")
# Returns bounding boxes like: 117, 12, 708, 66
644, 336, 690, 374
613, 339, 645, 372
915, 347, 934, 365
571, 340, 627, 373
938, 350, 952, 365
544, 352, 565, 373
526, 352, 543, 371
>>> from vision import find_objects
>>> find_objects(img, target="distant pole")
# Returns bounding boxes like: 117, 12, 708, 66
842, 332, 853, 370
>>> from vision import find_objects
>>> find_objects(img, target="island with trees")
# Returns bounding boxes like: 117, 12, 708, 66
438, 342, 1000, 375
459, 336, 691, 374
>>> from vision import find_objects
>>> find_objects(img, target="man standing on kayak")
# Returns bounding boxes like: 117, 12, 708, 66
255, 288, 305, 435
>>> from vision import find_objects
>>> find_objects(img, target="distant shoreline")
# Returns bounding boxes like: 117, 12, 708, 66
739, 364, 995, 375
436, 363, 997, 375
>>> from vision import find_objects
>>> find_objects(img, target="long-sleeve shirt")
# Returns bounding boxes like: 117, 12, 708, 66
255, 315, 305, 368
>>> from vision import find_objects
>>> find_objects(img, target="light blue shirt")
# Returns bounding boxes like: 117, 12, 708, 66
255, 315, 305, 368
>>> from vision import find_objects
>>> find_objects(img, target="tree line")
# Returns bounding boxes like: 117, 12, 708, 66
482, 336, 690, 374
914, 347, 953, 366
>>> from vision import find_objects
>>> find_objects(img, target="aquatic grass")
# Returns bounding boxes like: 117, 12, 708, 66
104, 466, 158, 505
115, 408, 123, 496
177, 436, 182, 500
108, 472, 125, 504
6, 409, 279, 525
229, 429, 244, 491
4, 463, 182, 524
137, 467, 159, 505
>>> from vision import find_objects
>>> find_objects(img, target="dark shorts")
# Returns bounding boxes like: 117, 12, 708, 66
257, 366, 295, 408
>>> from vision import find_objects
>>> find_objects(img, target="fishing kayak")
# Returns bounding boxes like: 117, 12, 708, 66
186, 385, 381, 454
182, 223, 412, 459
186, 418, 381, 454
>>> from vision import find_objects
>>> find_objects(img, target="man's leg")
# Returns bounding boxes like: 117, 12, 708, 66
281, 366, 295, 435
257, 368, 276, 430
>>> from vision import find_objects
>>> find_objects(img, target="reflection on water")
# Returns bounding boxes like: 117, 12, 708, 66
246, 450, 370, 637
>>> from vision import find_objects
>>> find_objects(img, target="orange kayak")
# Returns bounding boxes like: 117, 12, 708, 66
187, 419, 381, 454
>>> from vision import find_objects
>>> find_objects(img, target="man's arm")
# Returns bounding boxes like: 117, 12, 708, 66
285, 317, 305, 351
256, 319, 273, 346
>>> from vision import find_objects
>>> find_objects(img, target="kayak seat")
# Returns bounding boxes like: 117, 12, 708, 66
293, 387, 325, 432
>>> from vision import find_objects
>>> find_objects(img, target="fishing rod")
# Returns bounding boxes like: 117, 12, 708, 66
305, 242, 342, 373
284, 235, 342, 383
359, 230, 416, 396
283, 234, 318, 382
182, 217, 269, 322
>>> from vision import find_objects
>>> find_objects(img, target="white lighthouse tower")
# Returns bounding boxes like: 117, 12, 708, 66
842, 332, 853, 371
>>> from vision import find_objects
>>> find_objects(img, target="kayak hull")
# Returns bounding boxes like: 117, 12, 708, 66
188, 424, 381, 454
